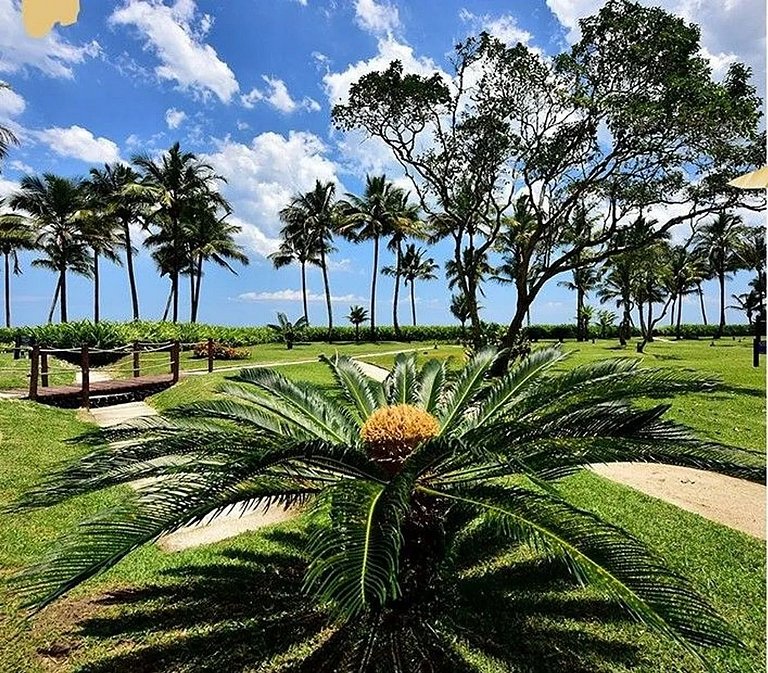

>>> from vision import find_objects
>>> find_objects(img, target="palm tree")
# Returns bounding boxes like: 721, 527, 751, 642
338, 175, 400, 341
0, 83, 18, 165
449, 293, 473, 338
11, 348, 764, 669
267, 312, 308, 350
558, 265, 599, 342
133, 142, 225, 323
693, 212, 746, 338
666, 246, 705, 339
10, 175, 90, 323
735, 226, 766, 330
346, 304, 368, 342
87, 164, 146, 321
185, 200, 248, 323
728, 292, 760, 326
397, 244, 438, 326
280, 181, 338, 339
0, 199, 34, 327
596, 308, 616, 339
597, 256, 635, 346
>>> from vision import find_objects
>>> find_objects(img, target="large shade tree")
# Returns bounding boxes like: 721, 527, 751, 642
10, 175, 90, 323
332, 0, 764, 362
9, 348, 765, 671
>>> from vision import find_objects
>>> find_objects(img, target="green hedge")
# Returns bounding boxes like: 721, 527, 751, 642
0, 320, 755, 349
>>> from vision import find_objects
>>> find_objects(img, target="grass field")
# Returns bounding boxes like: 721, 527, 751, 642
0, 338, 764, 672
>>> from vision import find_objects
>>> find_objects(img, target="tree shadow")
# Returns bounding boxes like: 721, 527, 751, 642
60, 531, 648, 673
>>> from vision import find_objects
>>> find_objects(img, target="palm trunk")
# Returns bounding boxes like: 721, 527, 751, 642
93, 251, 100, 324
637, 300, 646, 338
676, 294, 683, 339
189, 267, 195, 323
619, 305, 631, 346
669, 296, 676, 326
3, 252, 10, 328
647, 299, 654, 342
576, 287, 585, 341
192, 255, 203, 323
370, 236, 379, 340
60, 265, 67, 323
320, 246, 333, 341
697, 282, 708, 325
393, 242, 402, 337
162, 283, 173, 322
171, 271, 179, 324
717, 271, 726, 337
410, 280, 417, 326
301, 261, 308, 323
124, 223, 140, 320
47, 277, 61, 324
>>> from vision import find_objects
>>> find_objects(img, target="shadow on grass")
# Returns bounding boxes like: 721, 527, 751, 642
65, 531, 644, 673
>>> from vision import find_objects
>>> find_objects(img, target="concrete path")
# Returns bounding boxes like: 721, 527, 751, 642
592, 462, 766, 539
89, 401, 157, 427
352, 359, 390, 382
74, 370, 112, 385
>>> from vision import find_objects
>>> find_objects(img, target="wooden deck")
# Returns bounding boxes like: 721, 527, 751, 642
32, 375, 176, 408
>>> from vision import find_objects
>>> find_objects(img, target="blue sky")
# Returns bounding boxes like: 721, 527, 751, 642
0, 0, 764, 328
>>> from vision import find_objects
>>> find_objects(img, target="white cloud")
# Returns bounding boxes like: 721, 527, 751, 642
228, 215, 280, 257
241, 76, 320, 114
0, 85, 25, 120
458, 9, 534, 47
109, 0, 239, 103
165, 107, 187, 129
545, 0, 765, 95
354, 0, 401, 36
0, 0, 100, 79
236, 120, 250, 131
36, 125, 122, 164
203, 130, 341, 257
0, 177, 18, 199
237, 289, 362, 303
9, 159, 32, 173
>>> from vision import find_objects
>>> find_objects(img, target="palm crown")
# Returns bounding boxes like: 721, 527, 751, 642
10, 348, 764, 670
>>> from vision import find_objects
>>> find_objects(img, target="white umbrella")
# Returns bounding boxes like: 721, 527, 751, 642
727, 165, 768, 189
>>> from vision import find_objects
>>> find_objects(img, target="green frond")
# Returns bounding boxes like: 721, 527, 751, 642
384, 352, 418, 405
415, 358, 448, 414
437, 347, 498, 435
320, 354, 385, 424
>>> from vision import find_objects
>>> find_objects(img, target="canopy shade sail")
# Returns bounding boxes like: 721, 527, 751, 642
728, 166, 768, 189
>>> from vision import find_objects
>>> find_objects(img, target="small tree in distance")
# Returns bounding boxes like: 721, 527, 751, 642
268, 312, 308, 350
346, 305, 368, 342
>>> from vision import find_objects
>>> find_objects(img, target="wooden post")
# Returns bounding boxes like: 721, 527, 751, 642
171, 340, 180, 383
41, 352, 49, 388
133, 340, 140, 378
81, 344, 90, 409
13, 334, 21, 360
207, 338, 214, 373
29, 345, 39, 401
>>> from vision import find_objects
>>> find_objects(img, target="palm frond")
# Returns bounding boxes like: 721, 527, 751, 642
415, 358, 448, 414
437, 347, 497, 435
320, 354, 385, 423
384, 352, 418, 405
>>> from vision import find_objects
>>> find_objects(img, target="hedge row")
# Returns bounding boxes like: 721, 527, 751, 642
0, 320, 755, 349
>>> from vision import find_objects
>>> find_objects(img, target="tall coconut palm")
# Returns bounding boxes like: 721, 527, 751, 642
0, 199, 34, 327
666, 246, 705, 339
133, 143, 225, 323
396, 244, 438, 326
9, 175, 90, 323
87, 164, 146, 321
185, 199, 248, 323
10, 348, 764, 670
279, 181, 338, 340
338, 175, 400, 340
597, 256, 635, 346
558, 265, 599, 342
693, 212, 746, 338
735, 226, 766, 328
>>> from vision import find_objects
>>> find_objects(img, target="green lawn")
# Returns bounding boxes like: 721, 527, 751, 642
0, 339, 764, 672
0, 352, 77, 391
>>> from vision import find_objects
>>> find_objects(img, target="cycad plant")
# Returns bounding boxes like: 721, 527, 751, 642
10, 348, 764, 671
268, 311, 308, 350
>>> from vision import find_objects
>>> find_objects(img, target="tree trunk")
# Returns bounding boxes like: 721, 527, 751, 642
619, 305, 631, 346
161, 284, 173, 322
393, 241, 402, 337
93, 251, 100, 324
171, 271, 179, 324
301, 261, 308, 323
60, 265, 67, 323
192, 256, 204, 323
637, 299, 646, 339
576, 286, 585, 341
3, 252, 10, 328
189, 266, 195, 323
355, 324, 359, 343
697, 282, 708, 325
410, 280, 417, 326
369, 236, 379, 341
47, 277, 61, 324
647, 300, 654, 342
320, 247, 333, 341
124, 223, 140, 321
669, 296, 676, 326
676, 293, 683, 339
717, 271, 726, 337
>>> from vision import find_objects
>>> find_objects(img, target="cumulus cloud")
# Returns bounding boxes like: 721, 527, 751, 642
36, 125, 122, 164
165, 107, 187, 129
354, 0, 401, 36
109, 0, 239, 103
458, 9, 534, 47
241, 76, 321, 114
0, 84, 25, 120
237, 289, 362, 303
0, 0, 100, 79
203, 130, 341, 257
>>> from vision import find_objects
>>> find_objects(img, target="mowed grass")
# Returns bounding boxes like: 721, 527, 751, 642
0, 339, 763, 672
0, 352, 77, 391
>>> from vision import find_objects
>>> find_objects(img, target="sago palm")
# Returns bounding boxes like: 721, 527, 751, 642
10, 348, 764, 671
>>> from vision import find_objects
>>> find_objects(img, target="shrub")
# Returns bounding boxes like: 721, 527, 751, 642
191, 342, 250, 361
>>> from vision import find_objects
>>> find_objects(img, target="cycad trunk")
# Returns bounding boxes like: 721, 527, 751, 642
717, 271, 726, 337
410, 280, 417, 326
370, 236, 379, 341
93, 251, 100, 324
697, 282, 708, 325
3, 252, 10, 328
301, 261, 308, 323
393, 242, 401, 337
320, 246, 333, 341
124, 223, 140, 321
